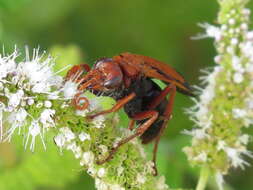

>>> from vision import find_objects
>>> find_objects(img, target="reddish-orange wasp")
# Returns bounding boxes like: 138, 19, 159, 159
66, 52, 194, 175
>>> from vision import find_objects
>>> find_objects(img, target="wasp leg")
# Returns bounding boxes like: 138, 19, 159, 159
88, 92, 136, 119
149, 84, 176, 176
66, 64, 91, 81
96, 110, 158, 165
147, 83, 175, 110
81, 63, 91, 72
128, 119, 135, 130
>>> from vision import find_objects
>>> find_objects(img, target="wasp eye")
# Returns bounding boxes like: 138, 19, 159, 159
104, 76, 122, 88
94, 58, 113, 68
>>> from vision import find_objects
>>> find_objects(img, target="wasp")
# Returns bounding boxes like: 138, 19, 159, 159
66, 52, 194, 175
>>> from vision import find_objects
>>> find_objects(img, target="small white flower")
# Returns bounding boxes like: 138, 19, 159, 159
27, 98, 34, 105
246, 31, 253, 41
245, 63, 253, 72
97, 145, 108, 157
8, 89, 24, 109
72, 146, 82, 159
136, 173, 146, 184
95, 179, 109, 190
232, 56, 244, 72
79, 132, 91, 142
62, 81, 78, 99
113, 137, 122, 148
230, 9, 236, 15
228, 18, 236, 25
92, 115, 106, 128
232, 108, 247, 119
8, 108, 28, 123
87, 166, 97, 176
246, 98, 253, 109
204, 24, 222, 41
97, 168, 106, 178
224, 147, 252, 169
156, 176, 169, 190
241, 23, 248, 30
66, 142, 77, 151
226, 46, 234, 54
117, 166, 124, 176
193, 152, 207, 162
47, 91, 60, 100
80, 151, 94, 166
228, 28, 235, 34
0, 52, 17, 80
25, 121, 46, 152
54, 134, 66, 148
242, 8, 251, 16
195, 106, 208, 118
44, 100, 52, 108
217, 140, 226, 151
145, 161, 155, 174
200, 86, 215, 103
18, 57, 54, 87
241, 42, 253, 61
60, 127, 75, 142
49, 75, 63, 88
182, 129, 207, 139
233, 72, 244, 84
40, 109, 55, 126
36, 102, 43, 108
231, 38, 238, 45
75, 109, 89, 117
110, 184, 125, 190
214, 55, 222, 63
221, 24, 227, 31
238, 134, 249, 145
32, 82, 50, 93
193, 23, 221, 41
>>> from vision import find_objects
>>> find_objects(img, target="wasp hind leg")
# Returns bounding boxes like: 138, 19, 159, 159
148, 84, 176, 176
96, 110, 158, 166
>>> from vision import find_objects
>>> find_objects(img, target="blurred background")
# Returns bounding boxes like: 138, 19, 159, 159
0, 0, 253, 189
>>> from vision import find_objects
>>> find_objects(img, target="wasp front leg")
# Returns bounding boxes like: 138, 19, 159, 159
88, 92, 136, 119
66, 63, 91, 81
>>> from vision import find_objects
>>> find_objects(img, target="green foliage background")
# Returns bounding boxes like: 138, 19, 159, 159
0, 0, 253, 189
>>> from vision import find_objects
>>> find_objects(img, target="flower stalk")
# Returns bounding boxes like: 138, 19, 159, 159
196, 167, 210, 190
184, 0, 253, 189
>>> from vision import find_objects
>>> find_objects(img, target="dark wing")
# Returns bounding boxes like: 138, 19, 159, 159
114, 52, 194, 96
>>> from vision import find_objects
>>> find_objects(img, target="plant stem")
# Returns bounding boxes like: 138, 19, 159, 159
196, 167, 210, 190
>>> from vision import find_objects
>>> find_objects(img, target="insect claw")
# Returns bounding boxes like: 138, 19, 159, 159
96, 159, 105, 165
96, 157, 109, 165
152, 165, 158, 176
86, 113, 100, 120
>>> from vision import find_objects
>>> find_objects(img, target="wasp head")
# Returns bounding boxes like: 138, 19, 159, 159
67, 58, 123, 93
